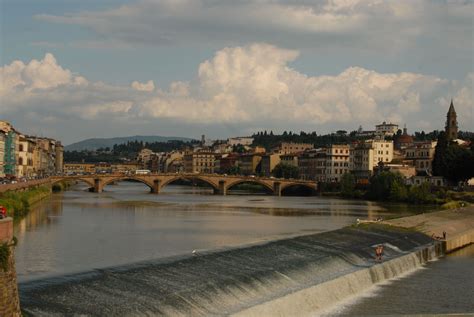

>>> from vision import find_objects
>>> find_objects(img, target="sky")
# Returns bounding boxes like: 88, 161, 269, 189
0, 0, 473, 145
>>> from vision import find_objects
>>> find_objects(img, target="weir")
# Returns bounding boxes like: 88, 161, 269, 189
19, 226, 438, 316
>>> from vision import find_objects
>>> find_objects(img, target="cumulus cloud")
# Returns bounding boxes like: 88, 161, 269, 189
1, 44, 473, 142
131, 80, 155, 92
0, 53, 73, 96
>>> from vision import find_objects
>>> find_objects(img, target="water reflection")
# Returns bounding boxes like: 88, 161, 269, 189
15, 182, 430, 282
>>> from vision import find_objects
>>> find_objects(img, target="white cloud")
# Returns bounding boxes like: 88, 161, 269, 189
0, 53, 78, 97
131, 80, 155, 92
1, 44, 473, 141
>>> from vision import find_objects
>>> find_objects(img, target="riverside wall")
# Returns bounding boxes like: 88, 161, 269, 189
0, 179, 51, 194
385, 205, 474, 253
0, 218, 21, 317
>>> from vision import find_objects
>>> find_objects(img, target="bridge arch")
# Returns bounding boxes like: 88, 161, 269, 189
225, 179, 274, 194
159, 175, 219, 192
101, 177, 155, 191
51, 177, 95, 188
280, 182, 317, 196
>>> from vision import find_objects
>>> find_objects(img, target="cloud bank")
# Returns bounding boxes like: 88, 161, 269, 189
1, 43, 472, 142
35, 0, 473, 55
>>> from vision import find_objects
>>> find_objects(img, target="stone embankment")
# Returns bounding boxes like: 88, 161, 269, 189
0, 218, 21, 317
385, 205, 474, 253
0, 179, 51, 194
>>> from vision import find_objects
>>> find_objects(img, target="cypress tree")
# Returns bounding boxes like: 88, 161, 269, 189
432, 131, 448, 177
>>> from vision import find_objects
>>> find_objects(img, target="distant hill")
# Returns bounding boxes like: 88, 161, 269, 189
65, 135, 195, 151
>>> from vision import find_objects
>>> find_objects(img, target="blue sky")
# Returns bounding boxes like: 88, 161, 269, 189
1, 0, 473, 144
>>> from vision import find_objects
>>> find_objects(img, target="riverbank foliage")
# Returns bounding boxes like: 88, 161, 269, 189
339, 171, 470, 206
272, 163, 299, 179
0, 243, 10, 271
0, 186, 51, 219
432, 131, 474, 184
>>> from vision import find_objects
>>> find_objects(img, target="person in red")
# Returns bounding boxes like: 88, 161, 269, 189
0, 206, 7, 219
375, 245, 384, 262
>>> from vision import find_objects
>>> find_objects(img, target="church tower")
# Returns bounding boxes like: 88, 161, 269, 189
445, 99, 458, 140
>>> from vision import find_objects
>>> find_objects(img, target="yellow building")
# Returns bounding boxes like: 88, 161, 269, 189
261, 154, 281, 177
184, 152, 216, 173
405, 141, 437, 175
238, 154, 262, 175
273, 142, 313, 155
64, 163, 96, 175
17, 136, 35, 178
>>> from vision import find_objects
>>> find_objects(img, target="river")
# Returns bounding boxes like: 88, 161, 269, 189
14, 181, 425, 282
16, 181, 462, 316
325, 244, 474, 316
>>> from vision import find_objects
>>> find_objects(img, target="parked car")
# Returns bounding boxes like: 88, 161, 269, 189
0, 206, 7, 219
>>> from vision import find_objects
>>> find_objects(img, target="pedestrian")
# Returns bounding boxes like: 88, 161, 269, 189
443, 231, 447, 240
375, 245, 383, 262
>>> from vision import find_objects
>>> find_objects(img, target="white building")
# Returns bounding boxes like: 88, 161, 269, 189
227, 137, 254, 146
350, 139, 394, 179
376, 122, 399, 136
325, 144, 350, 182
405, 141, 437, 175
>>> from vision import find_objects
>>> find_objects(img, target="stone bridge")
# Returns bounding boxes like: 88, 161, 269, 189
50, 173, 318, 196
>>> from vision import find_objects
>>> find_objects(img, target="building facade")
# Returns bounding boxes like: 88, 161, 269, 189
325, 144, 350, 182
261, 154, 281, 177
297, 149, 326, 181
184, 152, 216, 173
238, 154, 262, 175
405, 141, 437, 175
375, 121, 399, 136
227, 137, 254, 146
273, 142, 313, 155
350, 140, 394, 179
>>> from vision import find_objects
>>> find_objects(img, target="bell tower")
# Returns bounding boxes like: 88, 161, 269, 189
445, 99, 458, 140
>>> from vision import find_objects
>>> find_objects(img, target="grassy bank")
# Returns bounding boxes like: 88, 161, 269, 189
0, 185, 51, 219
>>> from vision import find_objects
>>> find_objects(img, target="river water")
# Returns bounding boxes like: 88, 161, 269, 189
14, 181, 423, 282
17, 181, 469, 316
329, 244, 474, 316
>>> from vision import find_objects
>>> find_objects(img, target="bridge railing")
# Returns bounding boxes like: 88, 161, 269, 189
53, 172, 315, 183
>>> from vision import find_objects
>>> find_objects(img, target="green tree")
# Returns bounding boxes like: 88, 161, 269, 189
368, 171, 405, 200
432, 131, 448, 177
272, 163, 299, 179
408, 182, 434, 204
433, 131, 474, 184
389, 180, 408, 201
340, 173, 356, 197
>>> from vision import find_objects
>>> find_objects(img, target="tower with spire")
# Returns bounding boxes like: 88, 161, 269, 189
445, 99, 458, 140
